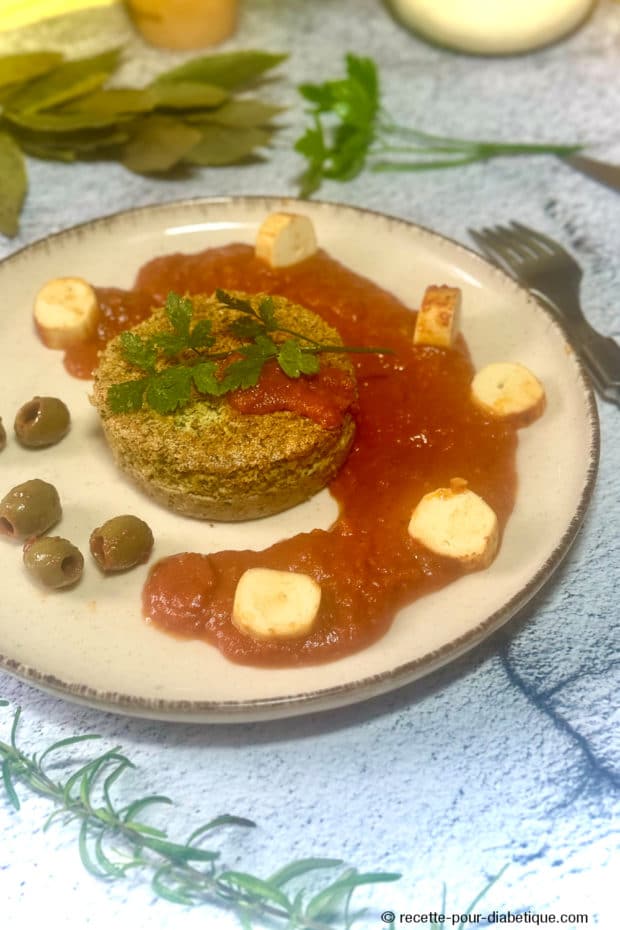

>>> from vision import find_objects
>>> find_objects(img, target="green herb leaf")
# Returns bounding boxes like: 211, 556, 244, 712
145, 366, 194, 414
188, 99, 284, 128
150, 81, 229, 111
188, 318, 215, 350
269, 858, 344, 888
228, 316, 265, 340
107, 379, 148, 414
186, 814, 256, 845
191, 360, 228, 396
164, 291, 193, 337
0, 132, 27, 237
108, 291, 388, 415
4, 107, 128, 132
185, 125, 273, 167
0, 47, 288, 237
223, 335, 278, 390
277, 340, 319, 378
5, 48, 121, 114
218, 871, 292, 913
0, 51, 63, 91
306, 869, 401, 921
153, 50, 287, 91
258, 297, 278, 329
119, 332, 157, 372
66, 87, 155, 118
295, 52, 582, 196
121, 115, 203, 174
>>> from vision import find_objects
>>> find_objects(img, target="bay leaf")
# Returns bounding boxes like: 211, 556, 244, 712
67, 87, 156, 117
4, 107, 131, 132
18, 126, 130, 154
0, 132, 27, 237
121, 115, 202, 173
19, 140, 77, 162
150, 81, 228, 110
185, 99, 285, 127
153, 50, 287, 91
0, 51, 63, 91
5, 48, 121, 114
184, 125, 272, 166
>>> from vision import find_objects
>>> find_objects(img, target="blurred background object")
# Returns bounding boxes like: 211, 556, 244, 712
387, 0, 597, 54
124, 0, 239, 49
0, 0, 118, 32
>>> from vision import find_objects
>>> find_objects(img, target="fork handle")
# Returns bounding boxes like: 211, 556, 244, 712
577, 323, 620, 404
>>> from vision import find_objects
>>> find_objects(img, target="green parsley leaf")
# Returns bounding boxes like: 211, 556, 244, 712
295, 52, 582, 196
277, 340, 319, 378
164, 292, 193, 336
109, 289, 389, 416
144, 366, 193, 414
191, 360, 228, 396
188, 319, 215, 350
223, 335, 277, 390
152, 332, 188, 357
258, 297, 278, 330
215, 288, 255, 314
119, 332, 157, 372
107, 378, 148, 414
228, 316, 264, 340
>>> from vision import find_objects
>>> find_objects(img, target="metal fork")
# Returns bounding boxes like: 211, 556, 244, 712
468, 221, 620, 405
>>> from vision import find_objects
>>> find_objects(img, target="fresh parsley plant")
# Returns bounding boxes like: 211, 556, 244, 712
107, 289, 389, 416
295, 53, 581, 196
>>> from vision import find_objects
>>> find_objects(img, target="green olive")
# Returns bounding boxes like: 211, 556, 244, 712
90, 514, 154, 572
14, 396, 70, 448
0, 417, 6, 452
23, 536, 84, 589
0, 479, 62, 540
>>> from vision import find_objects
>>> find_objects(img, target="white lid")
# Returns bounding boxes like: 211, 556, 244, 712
389, 0, 596, 55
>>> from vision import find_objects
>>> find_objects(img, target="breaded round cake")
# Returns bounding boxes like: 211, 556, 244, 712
92, 291, 357, 520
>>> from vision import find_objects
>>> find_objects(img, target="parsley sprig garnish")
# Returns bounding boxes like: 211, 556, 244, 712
107, 290, 390, 416
295, 53, 582, 196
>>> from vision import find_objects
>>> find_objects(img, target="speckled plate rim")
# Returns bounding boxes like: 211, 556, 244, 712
0, 196, 600, 722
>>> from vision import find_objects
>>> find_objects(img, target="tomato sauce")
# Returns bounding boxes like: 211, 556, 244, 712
60, 244, 519, 667
229, 362, 357, 429
64, 288, 154, 379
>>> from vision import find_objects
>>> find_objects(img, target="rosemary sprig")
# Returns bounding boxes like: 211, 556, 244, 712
294, 53, 582, 196
107, 289, 390, 416
0, 700, 400, 929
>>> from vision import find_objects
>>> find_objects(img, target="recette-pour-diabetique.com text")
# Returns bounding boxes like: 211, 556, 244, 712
379, 909, 589, 925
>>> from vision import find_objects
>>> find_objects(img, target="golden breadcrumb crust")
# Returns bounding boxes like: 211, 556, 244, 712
91, 291, 357, 520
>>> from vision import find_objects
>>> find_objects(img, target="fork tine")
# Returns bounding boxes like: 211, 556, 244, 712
475, 224, 537, 266
509, 221, 565, 256
486, 224, 538, 261
468, 228, 521, 277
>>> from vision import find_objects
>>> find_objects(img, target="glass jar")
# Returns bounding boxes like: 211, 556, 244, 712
125, 0, 239, 50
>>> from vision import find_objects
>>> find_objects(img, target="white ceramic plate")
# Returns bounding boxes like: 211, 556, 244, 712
0, 197, 599, 722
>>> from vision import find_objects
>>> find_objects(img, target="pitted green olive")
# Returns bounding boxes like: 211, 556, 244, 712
90, 514, 154, 572
23, 536, 84, 589
0, 479, 62, 540
14, 396, 70, 448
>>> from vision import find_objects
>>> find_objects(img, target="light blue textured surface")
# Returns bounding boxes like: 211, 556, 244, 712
0, 1, 618, 927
